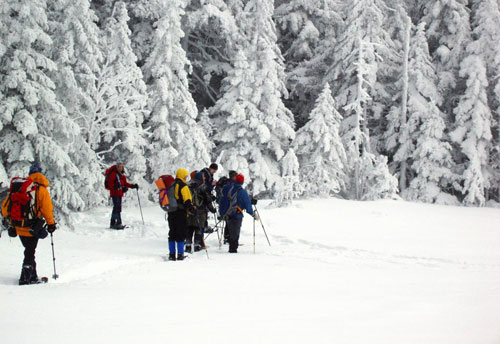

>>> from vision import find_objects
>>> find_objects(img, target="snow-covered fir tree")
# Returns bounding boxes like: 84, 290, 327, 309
421, 0, 471, 116
404, 23, 456, 204
0, 0, 86, 217
50, 0, 106, 209
183, 0, 241, 110
211, 0, 295, 197
274, 148, 303, 206
470, 0, 500, 201
143, 0, 211, 180
450, 48, 493, 206
293, 83, 347, 197
327, 0, 396, 200
383, 10, 412, 191
97, 1, 148, 187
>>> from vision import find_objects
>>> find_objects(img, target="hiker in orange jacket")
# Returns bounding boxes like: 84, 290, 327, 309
1, 163, 56, 285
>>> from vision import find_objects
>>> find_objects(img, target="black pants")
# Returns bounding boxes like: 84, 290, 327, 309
186, 226, 203, 246
227, 217, 242, 252
20, 236, 38, 268
111, 196, 122, 223
168, 210, 187, 242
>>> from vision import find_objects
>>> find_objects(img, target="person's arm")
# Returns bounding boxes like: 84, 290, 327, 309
37, 187, 55, 225
181, 185, 195, 213
239, 190, 254, 216
123, 175, 134, 189
2, 197, 9, 218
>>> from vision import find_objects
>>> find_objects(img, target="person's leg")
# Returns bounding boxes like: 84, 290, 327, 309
115, 197, 123, 227
175, 211, 187, 259
19, 236, 39, 284
110, 197, 118, 228
167, 214, 177, 259
111, 196, 123, 229
186, 225, 195, 253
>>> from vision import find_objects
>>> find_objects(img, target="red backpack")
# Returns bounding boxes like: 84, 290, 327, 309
104, 166, 117, 190
6, 177, 38, 227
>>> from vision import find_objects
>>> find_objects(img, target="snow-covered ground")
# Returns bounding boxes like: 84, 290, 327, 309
1, 198, 500, 344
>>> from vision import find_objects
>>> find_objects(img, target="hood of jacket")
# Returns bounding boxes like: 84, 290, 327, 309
29, 172, 50, 188
176, 168, 189, 182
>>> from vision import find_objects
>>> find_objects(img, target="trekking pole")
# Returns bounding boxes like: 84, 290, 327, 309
136, 189, 145, 225
254, 205, 271, 247
253, 215, 256, 254
50, 233, 59, 280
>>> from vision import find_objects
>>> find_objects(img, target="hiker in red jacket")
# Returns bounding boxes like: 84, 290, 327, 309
105, 163, 138, 230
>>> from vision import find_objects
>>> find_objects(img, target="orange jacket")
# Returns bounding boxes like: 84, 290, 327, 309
2, 172, 55, 237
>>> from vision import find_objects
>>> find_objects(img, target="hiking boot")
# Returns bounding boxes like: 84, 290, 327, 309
185, 244, 192, 254
168, 253, 176, 261
177, 254, 185, 261
19, 265, 37, 285
110, 219, 116, 229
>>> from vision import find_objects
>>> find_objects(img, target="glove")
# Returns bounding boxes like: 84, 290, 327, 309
253, 213, 260, 222
251, 197, 258, 205
47, 223, 57, 233
131, 184, 139, 189
2, 218, 9, 229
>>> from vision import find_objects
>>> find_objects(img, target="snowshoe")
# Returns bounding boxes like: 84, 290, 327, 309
168, 253, 176, 261
112, 223, 126, 230
177, 254, 185, 261
194, 245, 202, 252
19, 265, 45, 285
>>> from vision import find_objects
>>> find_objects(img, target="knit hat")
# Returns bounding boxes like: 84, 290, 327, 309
228, 170, 238, 179
209, 163, 218, 171
29, 163, 42, 175
190, 170, 198, 180
235, 174, 244, 184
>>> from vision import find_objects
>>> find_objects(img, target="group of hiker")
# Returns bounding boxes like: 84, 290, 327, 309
1, 161, 258, 284
147, 163, 258, 261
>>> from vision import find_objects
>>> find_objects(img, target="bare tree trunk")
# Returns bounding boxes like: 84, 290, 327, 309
399, 14, 411, 192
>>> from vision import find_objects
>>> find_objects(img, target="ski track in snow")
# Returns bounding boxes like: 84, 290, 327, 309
1, 198, 500, 344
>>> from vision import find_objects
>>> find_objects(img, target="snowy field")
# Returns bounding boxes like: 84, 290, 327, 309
1, 198, 500, 344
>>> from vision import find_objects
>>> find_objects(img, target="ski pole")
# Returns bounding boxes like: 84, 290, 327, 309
50, 233, 59, 280
136, 189, 145, 225
254, 205, 271, 247
253, 214, 256, 254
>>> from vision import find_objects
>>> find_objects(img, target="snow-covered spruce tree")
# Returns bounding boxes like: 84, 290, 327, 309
183, 0, 242, 110
211, 0, 295, 197
0, 0, 86, 218
470, 0, 500, 201
284, 0, 344, 123
320, 0, 397, 200
274, 148, 303, 207
274, 0, 341, 69
421, 0, 471, 116
382, 9, 412, 192
142, 0, 211, 181
97, 1, 148, 188
359, 154, 398, 201
404, 23, 456, 204
293, 83, 347, 197
49, 0, 106, 209
449, 45, 493, 206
